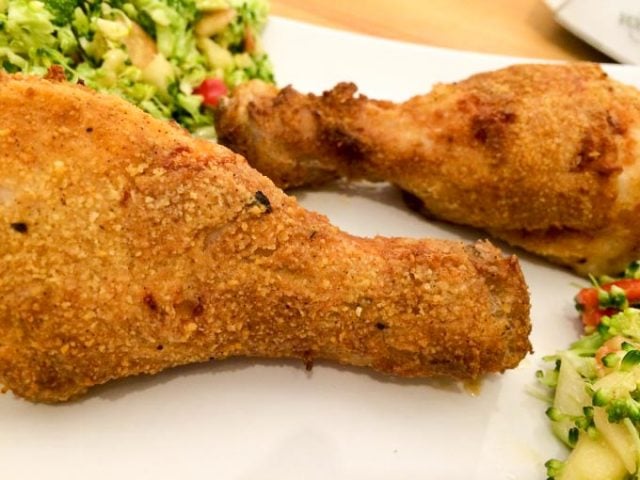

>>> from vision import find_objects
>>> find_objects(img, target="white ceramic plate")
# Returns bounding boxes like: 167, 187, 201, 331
3, 16, 640, 480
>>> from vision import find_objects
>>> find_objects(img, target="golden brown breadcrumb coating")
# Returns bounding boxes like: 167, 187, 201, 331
0, 72, 531, 403
216, 63, 640, 276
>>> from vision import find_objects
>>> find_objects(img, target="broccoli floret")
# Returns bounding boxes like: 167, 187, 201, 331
600, 309, 640, 342
591, 349, 640, 424
165, 0, 198, 19
598, 284, 629, 310
545, 459, 564, 479
622, 349, 640, 371
594, 382, 640, 422
606, 397, 640, 423
625, 261, 640, 279
545, 405, 595, 446
45, 0, 81, 26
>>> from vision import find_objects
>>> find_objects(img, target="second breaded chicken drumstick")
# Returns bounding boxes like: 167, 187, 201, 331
217, 63, 640, 276
0, 71, 531, 403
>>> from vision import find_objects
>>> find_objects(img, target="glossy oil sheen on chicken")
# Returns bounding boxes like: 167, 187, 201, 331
0, 72, 531, 403
217, 63, 640, 276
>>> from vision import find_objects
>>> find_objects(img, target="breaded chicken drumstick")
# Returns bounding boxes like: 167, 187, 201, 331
217, 63, 639, 276
0, 71, 531, 403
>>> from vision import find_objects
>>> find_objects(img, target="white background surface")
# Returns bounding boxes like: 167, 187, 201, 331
3, 16, 640, 479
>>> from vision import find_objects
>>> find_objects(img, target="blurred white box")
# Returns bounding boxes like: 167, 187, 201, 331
545, 0, 640, 64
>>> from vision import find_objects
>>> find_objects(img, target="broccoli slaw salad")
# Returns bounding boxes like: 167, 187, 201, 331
538, 262, 640, 480
0, 0, 274, 138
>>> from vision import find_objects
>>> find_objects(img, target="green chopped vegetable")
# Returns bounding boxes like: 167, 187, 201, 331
0, 0, 274, 138
539, 262, 640, 480
45, 0, 80, 25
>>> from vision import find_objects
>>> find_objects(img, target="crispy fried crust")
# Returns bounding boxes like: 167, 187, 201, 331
0, 73, 530, 403
216, 63, 640, 275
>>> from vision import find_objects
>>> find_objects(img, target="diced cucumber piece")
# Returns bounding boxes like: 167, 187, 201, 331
552, 353, 592, 446
141, 53, 175, 95
593, 407, 636, 473
560, 433, 627, 480
197, 37, 233, 69
593, 369, 639, 397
